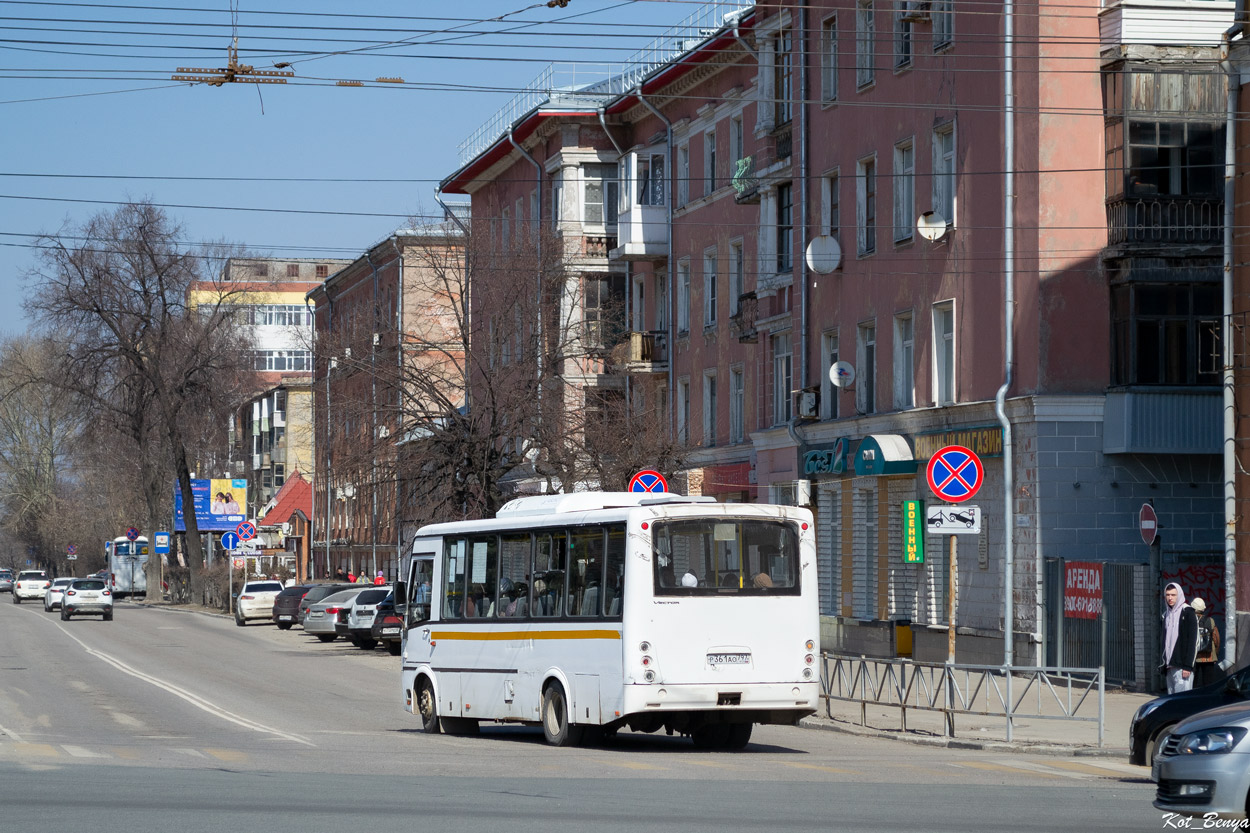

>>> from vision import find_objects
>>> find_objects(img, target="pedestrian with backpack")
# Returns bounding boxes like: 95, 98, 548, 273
1192, 597, 1222, 688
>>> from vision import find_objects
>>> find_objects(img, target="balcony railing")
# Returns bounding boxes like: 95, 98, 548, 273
773, 128, 793, 163
729, 292, 758, 343
1106, 196, 1223, 247
613, 330, 669, 373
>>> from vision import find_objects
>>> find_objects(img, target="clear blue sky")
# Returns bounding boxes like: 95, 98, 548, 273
1, 0, 705, 335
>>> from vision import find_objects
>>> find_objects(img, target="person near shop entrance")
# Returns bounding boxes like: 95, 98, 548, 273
1192, 596, 1222, 688
1162, 582, 1198, 694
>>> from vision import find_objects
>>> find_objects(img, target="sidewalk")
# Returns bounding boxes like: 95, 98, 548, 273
801, 686, 1154, 757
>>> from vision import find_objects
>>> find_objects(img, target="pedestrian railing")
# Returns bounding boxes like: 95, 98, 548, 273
821, 654, 1105, 746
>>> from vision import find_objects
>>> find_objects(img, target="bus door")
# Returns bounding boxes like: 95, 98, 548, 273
403, 553, 435, 641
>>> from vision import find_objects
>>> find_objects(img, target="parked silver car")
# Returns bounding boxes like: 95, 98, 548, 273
44, 577, 74, 611
1153, 701, 1250, 824
302, 588, 365, 642
0, 569, 14, 593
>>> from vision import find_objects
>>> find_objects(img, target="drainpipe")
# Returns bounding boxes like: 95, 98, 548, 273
508, 125, 545, 419
797, 2, 809, 438
392, 238, 405, 573
733, 18, 758, 60
599, 106, 632, 421
366, 251, 381, 579
994, 0, 1016, 719
1220, 9, 1243, 670
638, 87, 676, 441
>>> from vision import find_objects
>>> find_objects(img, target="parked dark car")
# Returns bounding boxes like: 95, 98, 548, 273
297, 583, 355, 626
371, 595, 406, 655
272, 584, 315, 630
1131, 664, 1250, 766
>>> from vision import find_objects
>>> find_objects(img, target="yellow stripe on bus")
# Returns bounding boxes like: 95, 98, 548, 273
431, 629, 621, 642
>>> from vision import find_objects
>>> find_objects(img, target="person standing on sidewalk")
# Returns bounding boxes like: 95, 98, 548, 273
1162, 582, 1198, 694
1192, 597, 1222, 688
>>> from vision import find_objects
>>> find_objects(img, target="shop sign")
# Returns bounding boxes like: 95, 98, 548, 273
902, 500, 925, 564
801, 438, 849, 477
914, 426, 1004, 461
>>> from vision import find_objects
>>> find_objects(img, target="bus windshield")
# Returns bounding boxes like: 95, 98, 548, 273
652, 518, 800, 595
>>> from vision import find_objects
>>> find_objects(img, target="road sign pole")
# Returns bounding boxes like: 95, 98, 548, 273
228, 550, 233, 615
948, 535, 957, 664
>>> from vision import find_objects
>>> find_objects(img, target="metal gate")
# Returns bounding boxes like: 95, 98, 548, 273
1045, 559, 1138, 686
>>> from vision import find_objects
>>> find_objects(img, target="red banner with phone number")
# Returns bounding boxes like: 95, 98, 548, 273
1064, 561, 1103, 620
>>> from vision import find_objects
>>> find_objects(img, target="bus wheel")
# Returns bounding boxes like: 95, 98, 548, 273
691, 723, 731, 749
416, 680, 440, 734
725, 723, 753, 750
542, 683, 584, 747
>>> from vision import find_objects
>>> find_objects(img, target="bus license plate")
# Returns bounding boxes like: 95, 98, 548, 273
708, 653, 750, 665
380, 627, 400, 636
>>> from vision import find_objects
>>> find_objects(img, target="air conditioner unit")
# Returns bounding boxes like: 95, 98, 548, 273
796, 388, 820, 419
900, 0, 931, 23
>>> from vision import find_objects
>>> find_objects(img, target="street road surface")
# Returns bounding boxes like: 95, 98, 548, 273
0, 600, 1165, 832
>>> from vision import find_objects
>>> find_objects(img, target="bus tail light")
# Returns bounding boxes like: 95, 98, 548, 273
641, 656, 653, 667
804, 654, 814, 665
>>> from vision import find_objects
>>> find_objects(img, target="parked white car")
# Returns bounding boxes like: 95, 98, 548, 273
44, 577, 74, 611
234, 580, 285, 626
12, 571, 50, 604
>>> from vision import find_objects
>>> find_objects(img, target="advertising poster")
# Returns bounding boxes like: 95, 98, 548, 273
174, 478, 247, 532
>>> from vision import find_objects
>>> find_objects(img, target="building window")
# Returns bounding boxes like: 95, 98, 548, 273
703, 371, 718, 447
1126, 121, 1223, 197
856, 1, 875, 89
933, 301, 955, 405
856, 322, 876, 415
635, 151, 666, 206
857, 156, 877, 256
822, 170, 840, 238
1111, 283, 1220, 385
254, 350, 312, 372
703, 248, 718, 328
774, 27, 793, 126
286, 263, 299, 278
677, 143, 690, 207
274, 463, 286, 488
777, 182, 793, 273
822, 16, 838, 102
583, 163, 618, 226
552, 171, 563, 229
252, 262, 269, 278
677, 259, 690, 334
933, 122, 956, 226
773, 333, 793, 425
501, 208, 510, 251
893, 312, 914, 409
729, 240, 744, 315
730, 115, 744, 166
894, 1, 912, 68
821, 330, 840, 420
656, 272, 668, 330
704, 130, 717, 195
531, 190, 539, 235
893, 139, 915, 243
584, 274, 625, 348
315, 264, 329, 279
730, 366, 745, 444
933, 0, 953, 50
248, 304, 306, 326
677, 378, 690, 445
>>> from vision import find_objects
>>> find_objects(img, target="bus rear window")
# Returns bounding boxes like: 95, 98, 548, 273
652, 519, 799, 595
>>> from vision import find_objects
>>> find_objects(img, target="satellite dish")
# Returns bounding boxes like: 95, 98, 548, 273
830, 361, 856, 388
917, 211, 949, 242
805, 235, 842, 275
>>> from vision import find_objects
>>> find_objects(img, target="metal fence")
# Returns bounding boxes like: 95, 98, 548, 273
1045, 559, 1138, 686
821, 654, 1106, 745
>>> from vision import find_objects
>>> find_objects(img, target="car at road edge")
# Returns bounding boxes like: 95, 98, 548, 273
1130, 665, 1250, 766
235, 580, 285, 626
1152, 700, 1250, 824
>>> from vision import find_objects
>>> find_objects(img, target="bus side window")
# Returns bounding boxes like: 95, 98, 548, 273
568, 527, 605, 617
498, 533, 531, 618
443, 539, 467, 619
605, 525, 625, 617
466, 536, 498, 618
533, 533, 565, 617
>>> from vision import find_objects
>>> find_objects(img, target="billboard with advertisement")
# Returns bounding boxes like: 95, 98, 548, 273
174, 478, 247, 532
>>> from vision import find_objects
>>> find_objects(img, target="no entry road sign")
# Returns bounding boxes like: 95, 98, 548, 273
1139, 504, 1158, 546
926, 445, 983, 504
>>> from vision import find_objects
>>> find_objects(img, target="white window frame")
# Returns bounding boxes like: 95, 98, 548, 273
703, 247, 718, 329
856, 155, 877, 256
704, 129, 717, 196
933, 301, 956, 405
821, 330, 840, 421
677, 378, 690, 445
774, 27, 793, 126
582, 163, 618, 227
856, 321, 876, 415
730, 114, 745, 165
856, 1, 875, 89
772, 333, 793, 426
933, 0, 954, 50
822, 15, 838, 103
821, 169, 841, 238
894, 1, 912, 69
933, 121, 956, 227
677, 142, 690, 207
893, 138, 915, 243
703, 370, 718, 447
551, 172, 563, 230
730, 365, 745, 444
893, 312, 914, 409
729, 239, 744, 315
677, 258, 691, 334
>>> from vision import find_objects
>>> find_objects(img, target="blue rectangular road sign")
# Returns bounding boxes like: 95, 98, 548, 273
154, 532, 171, 554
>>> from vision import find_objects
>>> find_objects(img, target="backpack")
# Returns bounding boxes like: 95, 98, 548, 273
1197, 617, 1214, 658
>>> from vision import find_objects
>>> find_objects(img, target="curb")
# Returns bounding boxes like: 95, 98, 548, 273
124, 599, 230, 621
799, 715, 1127, 758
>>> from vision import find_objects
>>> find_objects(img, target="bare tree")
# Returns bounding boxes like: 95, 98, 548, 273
24, 201, 257, 597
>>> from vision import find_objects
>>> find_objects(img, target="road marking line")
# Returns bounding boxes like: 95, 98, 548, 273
62, 745, 106, 758
602, 760, 666, 771
40, 615, 314, 747
778, 761, 855, 774
953, 761, 1066, 780
1046, 760, 1136, 777
172, 747, 206, 758
14, 743, 59, 757
205, 748, 247, 762
0, 721, 24, 743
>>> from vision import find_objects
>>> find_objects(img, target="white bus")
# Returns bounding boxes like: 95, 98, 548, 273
397, 492, 819, 748
108, 536, 148, 598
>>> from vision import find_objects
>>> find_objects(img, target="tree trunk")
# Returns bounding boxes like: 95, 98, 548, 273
173, 448, 206, 599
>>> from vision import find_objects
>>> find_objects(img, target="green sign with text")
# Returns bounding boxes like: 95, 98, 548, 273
903, 500, 925, 564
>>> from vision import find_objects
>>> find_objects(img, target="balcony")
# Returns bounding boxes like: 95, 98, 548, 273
1103, 388, 1220, 454
1106, 196, 1222, 248
610, 205, 668, 262
582, 234, 617, 259
1099, 1, 1234, 51
612, 330, 669, 374
729, 292, 758, 343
